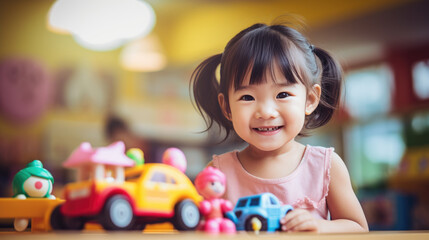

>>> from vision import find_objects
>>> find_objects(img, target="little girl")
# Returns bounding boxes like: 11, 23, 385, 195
190, 21, 368, 233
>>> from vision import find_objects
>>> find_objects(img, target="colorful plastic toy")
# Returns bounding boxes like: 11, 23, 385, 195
0, 198, 64, 232
51, 141, 202, 231
194, 167, 236, 233
162, 147, 187, 173
11, 160, 56, 231
126, 148, 144, 166
225, 192, 293, 232
251, 217, 262, 234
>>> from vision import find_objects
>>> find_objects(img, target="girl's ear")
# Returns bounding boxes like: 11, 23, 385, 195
218, 93, 231, 120
305, 84, 321, 115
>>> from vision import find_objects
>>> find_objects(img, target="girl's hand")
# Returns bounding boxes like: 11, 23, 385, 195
280, 209, 320, 232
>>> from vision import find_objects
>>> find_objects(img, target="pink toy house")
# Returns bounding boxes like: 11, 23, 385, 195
63, 141, 135, 183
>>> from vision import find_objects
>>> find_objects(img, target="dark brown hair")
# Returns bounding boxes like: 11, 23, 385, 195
191, 22, 342, 140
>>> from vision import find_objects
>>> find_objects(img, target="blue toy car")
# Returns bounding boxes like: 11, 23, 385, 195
225, 193, 293, 232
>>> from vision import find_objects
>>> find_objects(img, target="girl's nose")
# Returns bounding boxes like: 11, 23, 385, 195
255, 101, 279, 119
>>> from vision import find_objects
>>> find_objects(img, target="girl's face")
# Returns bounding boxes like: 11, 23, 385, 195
219, 66, 320, 152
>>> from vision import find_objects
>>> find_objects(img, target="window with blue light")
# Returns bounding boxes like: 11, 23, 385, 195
345, 118, 405, 187
412, 59, 429, 100
344, 65, 394, 119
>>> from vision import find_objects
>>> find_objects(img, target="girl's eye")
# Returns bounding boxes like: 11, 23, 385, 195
239, 95, 254, 101
277, 92, 290, 99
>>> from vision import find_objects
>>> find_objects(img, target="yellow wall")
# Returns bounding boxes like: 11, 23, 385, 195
0, 0, 417, 162
1, 0, 415, 66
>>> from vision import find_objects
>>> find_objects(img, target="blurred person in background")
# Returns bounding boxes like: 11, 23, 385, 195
104, 115, 153, 163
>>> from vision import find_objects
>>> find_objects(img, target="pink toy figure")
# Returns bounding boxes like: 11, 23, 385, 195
162, 147, 187, 173
195, 167, 236, 234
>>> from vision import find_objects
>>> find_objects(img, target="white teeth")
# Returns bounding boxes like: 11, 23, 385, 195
257, 127, 279, 131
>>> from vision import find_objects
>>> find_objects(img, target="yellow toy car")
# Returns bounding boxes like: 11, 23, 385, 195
51, 142, 202, 231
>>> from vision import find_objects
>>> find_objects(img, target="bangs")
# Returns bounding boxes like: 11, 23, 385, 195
226, 27, 303, 91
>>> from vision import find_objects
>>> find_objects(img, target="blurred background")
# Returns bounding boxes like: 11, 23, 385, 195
0, 0, 428, 231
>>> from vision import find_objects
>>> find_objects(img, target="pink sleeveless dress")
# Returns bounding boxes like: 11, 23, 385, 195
212, 145, 333, 219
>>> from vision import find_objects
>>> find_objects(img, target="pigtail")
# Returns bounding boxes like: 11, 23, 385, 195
190, 54, 232, 135
307, 47, 342, 129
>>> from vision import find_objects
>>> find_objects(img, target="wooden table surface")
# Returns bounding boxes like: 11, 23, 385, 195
1, 231, 428, 240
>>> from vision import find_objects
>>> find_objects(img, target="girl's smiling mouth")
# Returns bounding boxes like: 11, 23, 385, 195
253, 126, 283, 133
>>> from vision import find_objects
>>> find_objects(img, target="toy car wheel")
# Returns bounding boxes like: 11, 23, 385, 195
50, 204, 65, 230
63, 215, 85, 230
172, 199, 200, 231
244, 215, 267, 231
131, 218, 146, 231
100, 195, 135, 230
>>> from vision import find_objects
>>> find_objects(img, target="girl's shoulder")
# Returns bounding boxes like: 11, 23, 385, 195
304, 144, 335, 160
213, 150, 239, 159
305, 144, 334, 151
210, 150, 240, 170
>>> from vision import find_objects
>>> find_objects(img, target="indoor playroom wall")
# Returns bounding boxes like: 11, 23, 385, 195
1, 0, 429, 230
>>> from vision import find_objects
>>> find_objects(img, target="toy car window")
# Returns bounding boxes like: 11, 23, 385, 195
269, 196, 278, 205
237, 199, 247, 207
249, 197, 260, 206
150, 172, 167, 183
167, 176, 177, 184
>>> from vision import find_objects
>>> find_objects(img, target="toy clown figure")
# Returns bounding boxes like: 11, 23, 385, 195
195, 166, 236, 233
12, 160, 55, 231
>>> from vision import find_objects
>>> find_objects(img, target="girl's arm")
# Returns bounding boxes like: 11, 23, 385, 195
320, 152, 368, 232
281, 152, 369, 233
